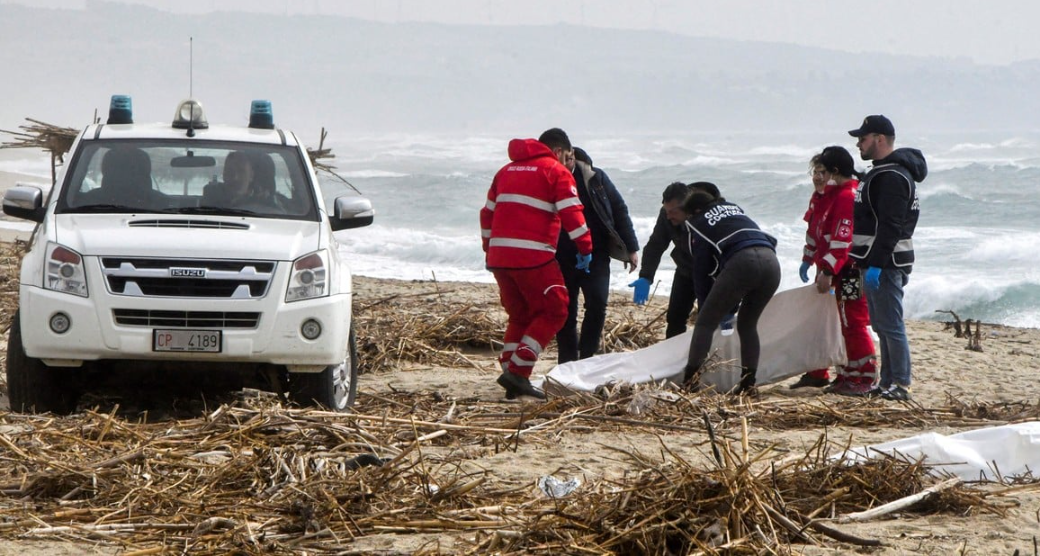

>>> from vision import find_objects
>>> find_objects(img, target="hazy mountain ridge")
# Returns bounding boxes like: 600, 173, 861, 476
1, 1, 1037, 135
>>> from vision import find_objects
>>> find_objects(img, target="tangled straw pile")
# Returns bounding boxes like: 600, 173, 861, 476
352, 281, 663, 374
0, 385, 1014, 555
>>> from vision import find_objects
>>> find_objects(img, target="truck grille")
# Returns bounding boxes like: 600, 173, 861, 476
113, 309, 261, 328
101, 258, 277, 299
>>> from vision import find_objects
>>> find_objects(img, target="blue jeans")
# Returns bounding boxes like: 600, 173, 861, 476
865, 268, 911, 388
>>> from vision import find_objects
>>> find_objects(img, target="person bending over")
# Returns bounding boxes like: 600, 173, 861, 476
681, 189, 781, 395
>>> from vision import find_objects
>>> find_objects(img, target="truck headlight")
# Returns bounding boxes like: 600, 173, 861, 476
286, 250, 328, 302
45, 243, 88, 297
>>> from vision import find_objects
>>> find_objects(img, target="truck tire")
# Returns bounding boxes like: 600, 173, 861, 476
288, 325, 358, 411
5, 310, 80, 414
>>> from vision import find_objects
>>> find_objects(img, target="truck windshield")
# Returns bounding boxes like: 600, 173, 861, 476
56, 140, 319, 220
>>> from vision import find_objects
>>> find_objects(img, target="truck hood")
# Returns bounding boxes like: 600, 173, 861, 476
53, 214, 323, 260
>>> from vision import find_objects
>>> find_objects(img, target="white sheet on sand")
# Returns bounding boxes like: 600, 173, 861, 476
844, 422, 1040, 481
534, 285, 847, 394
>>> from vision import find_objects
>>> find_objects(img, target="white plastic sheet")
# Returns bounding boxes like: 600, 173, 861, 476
843, 422, 1040, 481
536, 285, 846, 394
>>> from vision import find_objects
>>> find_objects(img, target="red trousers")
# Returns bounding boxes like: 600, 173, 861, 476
492, 263, 569, 378
806, 293, 877, 383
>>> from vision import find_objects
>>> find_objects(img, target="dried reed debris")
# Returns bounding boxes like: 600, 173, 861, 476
0, 395, 1010, 555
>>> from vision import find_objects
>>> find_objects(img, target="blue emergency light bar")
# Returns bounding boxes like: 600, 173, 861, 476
249, 100, 274, 129
107, 95, 133, 125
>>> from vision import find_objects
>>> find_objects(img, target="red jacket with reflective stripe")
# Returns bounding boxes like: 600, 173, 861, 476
802, 178, 857, 275
480, 139, 592, 269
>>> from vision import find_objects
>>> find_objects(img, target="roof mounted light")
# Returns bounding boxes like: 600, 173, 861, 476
107, 94, 133, 125
248, 100, 274, 129
172, 99, 208, 130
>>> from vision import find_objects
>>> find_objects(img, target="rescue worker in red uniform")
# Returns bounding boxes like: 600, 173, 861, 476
480, 128, 593, 400
792, 146, 878, 395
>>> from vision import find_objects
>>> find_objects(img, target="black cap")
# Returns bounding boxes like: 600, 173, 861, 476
848, 115, 895, 137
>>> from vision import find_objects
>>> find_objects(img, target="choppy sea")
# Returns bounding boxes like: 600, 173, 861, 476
4, 130, 1039, 327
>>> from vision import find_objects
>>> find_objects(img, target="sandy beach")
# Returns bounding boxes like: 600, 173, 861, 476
0, 242, 1038, 553
351, 278, 1040, 555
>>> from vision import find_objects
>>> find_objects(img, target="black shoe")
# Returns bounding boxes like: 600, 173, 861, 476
864, 385, 889, 398
681, 365, 702, 392
732, 367, 757, 396
497, 371, 546, 401
881, 384, 911, 401
788, 374, 831, 389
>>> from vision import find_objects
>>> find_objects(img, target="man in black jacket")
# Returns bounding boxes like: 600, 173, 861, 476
848, 115, 927, 402
554, 147, 640, 363
631, 181, 721, 338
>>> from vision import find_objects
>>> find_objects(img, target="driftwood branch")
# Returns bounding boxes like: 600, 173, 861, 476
967, 319, 984, 352
838, 477, 963, 522
935, 309, 963, 337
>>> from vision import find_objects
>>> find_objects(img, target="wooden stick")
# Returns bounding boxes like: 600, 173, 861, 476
838, 477, 962, 522
121, 548, 167, 556
702, 411, 724, 467
761, 504, 814, 543
805, 519, 883, 547
537, 411, 706, 433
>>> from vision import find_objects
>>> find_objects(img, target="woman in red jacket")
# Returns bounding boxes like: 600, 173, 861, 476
793, 146, 878, 395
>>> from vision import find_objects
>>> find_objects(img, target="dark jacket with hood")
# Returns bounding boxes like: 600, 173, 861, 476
556, 150, 640, 264
639, 208, 693, 281
850, 148, 927, 272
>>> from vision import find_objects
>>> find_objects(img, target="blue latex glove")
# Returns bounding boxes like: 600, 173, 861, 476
628, 277, 651, 305
720, 313, 735, 335
798, 261, 811, 283
575, 253, 592, 274
864, 266, 882, 291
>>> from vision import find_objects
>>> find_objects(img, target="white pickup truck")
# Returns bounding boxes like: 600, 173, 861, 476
3, 96, 374, 414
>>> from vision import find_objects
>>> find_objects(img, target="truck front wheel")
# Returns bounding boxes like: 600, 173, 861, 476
6, 310, 80, 414
287, 325, 358, 411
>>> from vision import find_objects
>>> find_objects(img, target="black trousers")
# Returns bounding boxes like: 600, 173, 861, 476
666, 270, 696, 339
687, 246, 781, 372
556, 253, 612, 364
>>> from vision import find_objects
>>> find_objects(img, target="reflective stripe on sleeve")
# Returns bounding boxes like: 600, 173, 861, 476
894, 238, 914, 252
555, 197, 583, 211
567, 224, 589, 240
852, 234, 872, 247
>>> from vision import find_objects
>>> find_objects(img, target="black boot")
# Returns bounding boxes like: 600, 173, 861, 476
682, 364, 701, 391
735, 367, 757, 396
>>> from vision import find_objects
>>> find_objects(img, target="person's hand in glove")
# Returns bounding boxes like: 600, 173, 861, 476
628, 277, 650, 305
720, 313, 735, 336
798, 261, 811, 283
575, 253, 592, 274
864, 266, 882, 291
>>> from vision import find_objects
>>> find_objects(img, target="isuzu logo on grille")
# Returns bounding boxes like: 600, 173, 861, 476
170, 268, 206, 278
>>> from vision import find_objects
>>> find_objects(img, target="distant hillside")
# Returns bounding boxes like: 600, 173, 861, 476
2, 1, 1038, 135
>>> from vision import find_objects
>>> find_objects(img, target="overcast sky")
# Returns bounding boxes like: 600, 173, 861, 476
3, 0, 1037, 66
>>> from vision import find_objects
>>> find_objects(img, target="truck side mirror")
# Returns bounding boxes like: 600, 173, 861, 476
330, 196, 374, 231
2, 185, 45, 223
